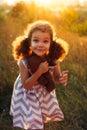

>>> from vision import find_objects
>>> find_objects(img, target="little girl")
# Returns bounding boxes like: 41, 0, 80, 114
10, 20, 69, 130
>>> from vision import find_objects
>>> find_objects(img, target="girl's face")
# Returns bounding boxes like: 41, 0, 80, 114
31, 30, 51, 57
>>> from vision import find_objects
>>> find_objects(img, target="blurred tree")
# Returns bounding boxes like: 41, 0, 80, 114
0, 5, 6, 23
60, 7, 79, 26
8, 1, 38, 25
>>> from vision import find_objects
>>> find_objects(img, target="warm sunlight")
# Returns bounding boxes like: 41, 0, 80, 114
4, 0, 53, 6
33, 0, 53, 7
4, 0, 86, 6
4, 0, 60, 8
4, 0, 16, 5
79, 0, 84, 5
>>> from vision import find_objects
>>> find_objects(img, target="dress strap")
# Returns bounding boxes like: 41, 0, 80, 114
17, 59, 27, 68
17, 59, 32, 76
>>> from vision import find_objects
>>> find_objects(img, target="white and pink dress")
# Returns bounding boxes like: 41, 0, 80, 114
10, 59, 64, 130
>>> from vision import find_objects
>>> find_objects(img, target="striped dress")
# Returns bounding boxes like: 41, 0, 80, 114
10, 59, 64, 130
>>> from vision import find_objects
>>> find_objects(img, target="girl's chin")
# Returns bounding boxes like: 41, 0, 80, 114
35, 52, 45, 57
37, 54, 45, 57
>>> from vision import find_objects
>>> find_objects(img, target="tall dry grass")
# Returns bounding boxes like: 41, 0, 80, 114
0, 2, 87, 130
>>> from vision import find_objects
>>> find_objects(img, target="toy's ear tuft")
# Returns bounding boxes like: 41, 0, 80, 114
56, 38, 69, 61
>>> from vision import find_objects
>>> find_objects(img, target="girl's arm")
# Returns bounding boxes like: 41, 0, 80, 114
52, 62, 61, 81
18, 60, 49, 89
52, 62, 68, 86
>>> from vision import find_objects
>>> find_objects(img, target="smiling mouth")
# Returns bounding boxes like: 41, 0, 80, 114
37, 48, 45, 52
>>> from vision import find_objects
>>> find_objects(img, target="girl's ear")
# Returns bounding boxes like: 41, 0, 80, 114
46, 50, 49, 55
29, 46, 32, 55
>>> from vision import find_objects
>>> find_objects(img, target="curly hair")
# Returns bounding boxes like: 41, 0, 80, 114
12, 20, 68, 60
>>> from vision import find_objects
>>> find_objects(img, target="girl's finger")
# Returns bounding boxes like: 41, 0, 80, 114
64, 82, 67, 86
62, 70, 69, 74
49, 66, 55, 71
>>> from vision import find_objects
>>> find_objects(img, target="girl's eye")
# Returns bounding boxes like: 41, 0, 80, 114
33, 39, 39, 42
44, 40, 49, 43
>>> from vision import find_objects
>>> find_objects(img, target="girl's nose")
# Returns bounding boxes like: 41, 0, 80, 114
38, 42, 44, 47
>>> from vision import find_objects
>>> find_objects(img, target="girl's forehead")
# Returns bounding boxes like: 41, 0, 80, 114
32, 30, 51, 38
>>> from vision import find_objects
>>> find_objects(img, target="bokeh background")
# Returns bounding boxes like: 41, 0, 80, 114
0, 0, 87, 130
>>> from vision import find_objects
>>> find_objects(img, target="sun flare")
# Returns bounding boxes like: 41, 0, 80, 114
4, 0, 85, 7
4, 0, 16, 5
33, 0, 52, 6
79, 0, 84, 4
4, 0, 54, 6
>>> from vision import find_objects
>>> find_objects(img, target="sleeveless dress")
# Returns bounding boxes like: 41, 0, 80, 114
10, 59, 64, 130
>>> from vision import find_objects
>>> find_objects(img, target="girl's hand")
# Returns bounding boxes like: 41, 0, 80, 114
58, 70, 69, 86
38, 61, 49, 74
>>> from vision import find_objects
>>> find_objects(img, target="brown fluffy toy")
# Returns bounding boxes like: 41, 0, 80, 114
27, 39, 68, 92
27, 53, 55, 92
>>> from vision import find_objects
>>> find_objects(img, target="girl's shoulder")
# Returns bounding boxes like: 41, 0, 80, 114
17, 58, 32, 76
17, 58, 28, 69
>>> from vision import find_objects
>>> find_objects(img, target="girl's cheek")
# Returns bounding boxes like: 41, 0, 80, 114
46, 43, 50, 49
31, 42, 36, 47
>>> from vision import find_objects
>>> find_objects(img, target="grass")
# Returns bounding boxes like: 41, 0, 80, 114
0, 5, 87, 129
0, 78, 87, 130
